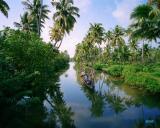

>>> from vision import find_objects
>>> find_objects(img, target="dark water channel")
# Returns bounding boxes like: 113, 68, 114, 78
1, 62, 160, 128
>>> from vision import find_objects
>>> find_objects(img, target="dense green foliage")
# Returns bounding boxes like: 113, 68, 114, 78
92, 63, 160, 93
0, 29, 72, 128
122, 64, 160, 93
102, 65, 123, 77
0, 29, 69, 104
93, 63, 107, 70
74, 2, 160, 93
0, 1, 79, 127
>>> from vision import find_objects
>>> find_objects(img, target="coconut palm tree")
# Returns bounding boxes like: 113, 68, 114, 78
14, 12, 36, 32
129, 39, 138, 62
0, 0, 9, 17
130, 4, 153, 62
148, 0, 160, 9
51, 0, 80, 48
104, 30, 113, 47
109, 25, 126, 63
50, 22, 65, 48
111, 25, 125, 48
88, 23, 105, 47
103, 31, 113, 62
22, 0, 50, 36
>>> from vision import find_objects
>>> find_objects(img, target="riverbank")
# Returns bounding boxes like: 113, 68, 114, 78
93, 63, 160, 93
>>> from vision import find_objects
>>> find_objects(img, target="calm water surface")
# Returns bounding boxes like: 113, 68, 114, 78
56, 62, 160, 128
1, 62, 160, 128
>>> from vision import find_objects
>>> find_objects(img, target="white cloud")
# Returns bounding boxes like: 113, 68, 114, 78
112, 0, 142, 27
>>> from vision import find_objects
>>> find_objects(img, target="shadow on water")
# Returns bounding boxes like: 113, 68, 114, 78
0, 65, 76, 128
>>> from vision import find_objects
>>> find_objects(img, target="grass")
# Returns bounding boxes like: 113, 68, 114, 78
94, 62, 160, 93
93, 63, 108, 70
102, 65, 123, 77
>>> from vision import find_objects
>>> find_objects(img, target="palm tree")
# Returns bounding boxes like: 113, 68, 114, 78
110, 25, 126, 63
22, 0, 50, 36
103, 31, 113, 62
148, 0, 160, 9
130, 3, 160, 62
14, 12, 35, 32
111, 25, 125, 48
88, 23, 104, 52
126, 28, 139, 62
104, 30, 113, 47
130, 4, 153, 62
51, 0, 80, 48
129, 39, 138, 62
0, 0, 9, 17
50, 22, 64, 48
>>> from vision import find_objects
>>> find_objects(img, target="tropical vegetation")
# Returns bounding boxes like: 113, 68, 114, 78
0, 0, 78, 127
50, 0, 80, 48
1, 0, 160, 127
74, 1, 160, 93
0, 0, 9, 17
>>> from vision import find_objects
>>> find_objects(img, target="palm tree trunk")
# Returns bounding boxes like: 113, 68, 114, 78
148, 0, 153, 4
37, 17, 40, 36
53, 41, 58, 47
142, 41, 144, 63
57, 39, 63, 49
37, 0, 43, 36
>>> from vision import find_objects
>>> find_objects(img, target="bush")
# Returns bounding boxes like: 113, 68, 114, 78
123, 71, 160, 93
122, 65, 143, 78
93, 63, 107, 70
103, 65, 123, 77
0, 29, 69, 104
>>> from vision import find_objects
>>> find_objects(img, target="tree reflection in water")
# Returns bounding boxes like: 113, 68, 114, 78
76, 64, 156, 119
0, 72, 75, 128
76, 65, 106, 117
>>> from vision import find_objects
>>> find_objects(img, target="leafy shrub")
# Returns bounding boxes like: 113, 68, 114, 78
0, 29, 69, 104
93, 63, 107, 70
122, 65, 142, 78
103, 65, 123, 77
124, 72, 160, 93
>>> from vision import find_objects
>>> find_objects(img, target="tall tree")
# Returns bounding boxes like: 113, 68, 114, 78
111, 25, 125, 48
104, 30, 113, 47
130, 4, 153, 62
22, 0, 50, 36
14, 12, 36, 32
0, 0, 9, 17
148, 0, 160, 9
51, 0, 80, 48
109, 25, 126, 63
50, 22, 64, 48
130, 3, 160, 62
88, 23, 104, 48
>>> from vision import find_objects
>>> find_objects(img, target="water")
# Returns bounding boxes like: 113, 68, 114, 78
1, 62, 160, 128
58, 62, 160, 128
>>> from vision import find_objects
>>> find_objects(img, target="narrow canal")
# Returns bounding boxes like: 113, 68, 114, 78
57, 62, 160, 128
1, 62, 160, 128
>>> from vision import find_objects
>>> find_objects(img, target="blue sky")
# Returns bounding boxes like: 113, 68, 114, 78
0, 0, 147, 57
